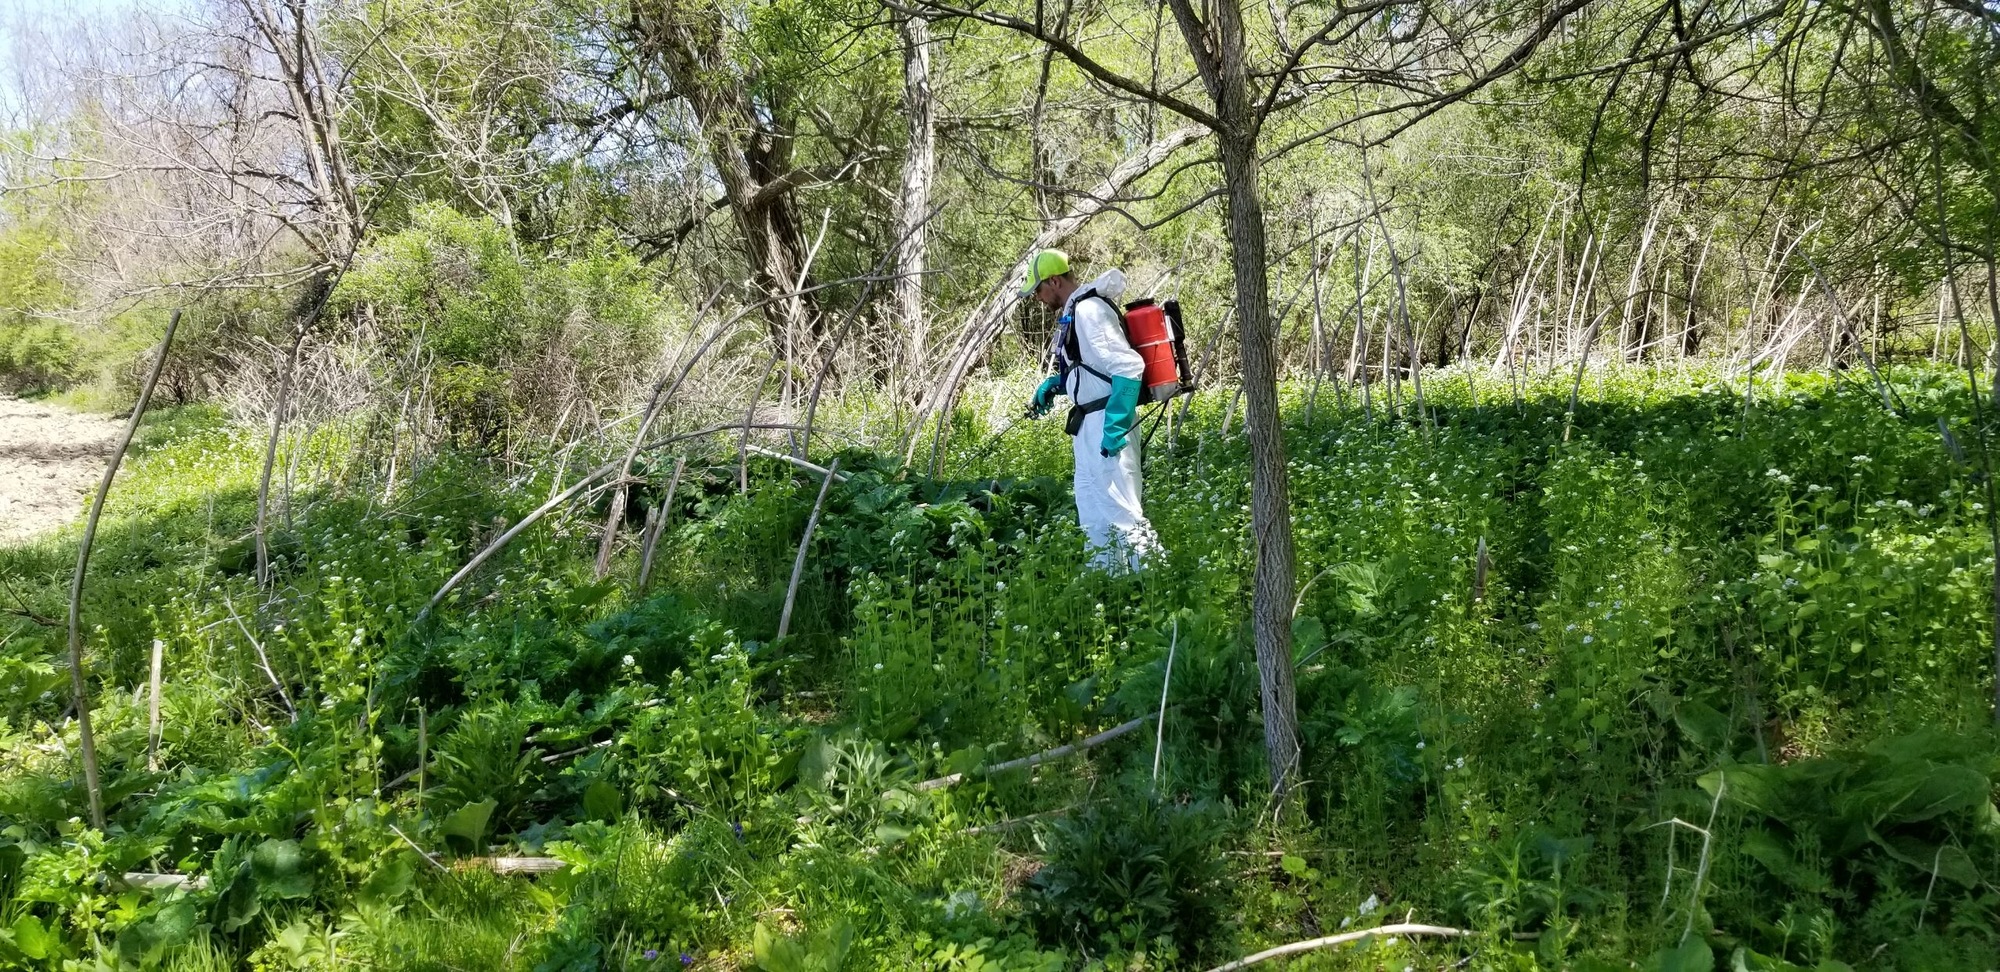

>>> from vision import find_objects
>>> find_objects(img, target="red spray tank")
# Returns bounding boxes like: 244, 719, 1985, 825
1121, 298, 1189, 404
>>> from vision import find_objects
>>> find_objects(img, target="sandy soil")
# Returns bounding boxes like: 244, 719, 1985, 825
0, 397, 127, 545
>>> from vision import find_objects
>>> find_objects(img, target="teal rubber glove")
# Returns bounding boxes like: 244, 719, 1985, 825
1026, 374, 1063, 418
1100, 376, 1141, 456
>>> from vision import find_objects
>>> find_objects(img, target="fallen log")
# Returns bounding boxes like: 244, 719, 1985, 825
913, 714, 1152, 792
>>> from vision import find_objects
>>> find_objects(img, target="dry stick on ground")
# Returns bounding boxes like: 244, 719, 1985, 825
914, 714, 1153, 791
746, 445, 851, 482
638, 457, 687, 592
777, 458, 842, 641
1201, 923, 1474, 972
958, 805, 1080, 836
69, 308, 181, 830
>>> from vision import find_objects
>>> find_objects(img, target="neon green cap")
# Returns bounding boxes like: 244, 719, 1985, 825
1020, 248, 1070, 295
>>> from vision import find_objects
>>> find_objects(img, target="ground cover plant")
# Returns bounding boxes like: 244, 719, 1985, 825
3, 365, 1999, 971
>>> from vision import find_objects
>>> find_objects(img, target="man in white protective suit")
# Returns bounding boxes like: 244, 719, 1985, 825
1020, 248, 1162, 571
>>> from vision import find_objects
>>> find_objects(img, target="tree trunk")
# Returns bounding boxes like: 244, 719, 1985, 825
636, 0, 818, 354
1209, 0, 1302, 797
895, 12, 937, 386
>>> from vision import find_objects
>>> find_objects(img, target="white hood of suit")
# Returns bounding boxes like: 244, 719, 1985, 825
1071, 269, 1126, 308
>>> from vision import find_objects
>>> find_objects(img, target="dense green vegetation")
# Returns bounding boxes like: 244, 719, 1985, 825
4, 0, 1997, 964
4, 368, 1997, 970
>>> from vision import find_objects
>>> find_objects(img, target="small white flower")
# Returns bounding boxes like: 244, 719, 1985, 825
621, 654, 636, 668
873, 662, 884, 671
1415, 741, 1425, 750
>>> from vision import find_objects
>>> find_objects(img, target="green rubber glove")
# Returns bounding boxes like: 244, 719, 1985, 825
1100, 376, 1141, 456
1026, 374, 1063, 418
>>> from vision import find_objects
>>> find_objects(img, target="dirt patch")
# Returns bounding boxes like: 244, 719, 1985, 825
0, 397, 127, 546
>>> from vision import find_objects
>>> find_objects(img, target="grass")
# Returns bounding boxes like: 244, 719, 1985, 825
1, 364, 1996, 971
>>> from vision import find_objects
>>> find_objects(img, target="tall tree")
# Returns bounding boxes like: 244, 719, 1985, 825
894, 12, 938, 385
632, 0, 821, 356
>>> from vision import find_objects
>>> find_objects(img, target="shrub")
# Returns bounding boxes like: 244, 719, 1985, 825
1027, 791, 1236, 960
332, 204, 666, 449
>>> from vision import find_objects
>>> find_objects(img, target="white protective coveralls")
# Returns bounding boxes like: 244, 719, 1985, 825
1058, 269, 1162, 571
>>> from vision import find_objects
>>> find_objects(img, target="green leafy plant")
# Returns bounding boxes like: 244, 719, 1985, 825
1027, 791, 1235, 959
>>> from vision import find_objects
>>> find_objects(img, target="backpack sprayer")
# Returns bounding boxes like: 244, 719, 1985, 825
938, 292, 1195, 498
1064, 295, 1196, 452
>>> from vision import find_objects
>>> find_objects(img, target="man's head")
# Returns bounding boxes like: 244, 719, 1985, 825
1021, 248, 1076, 310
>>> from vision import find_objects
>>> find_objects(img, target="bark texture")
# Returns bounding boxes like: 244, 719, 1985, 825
635, 0, 819, 354
895, 13, 937, 381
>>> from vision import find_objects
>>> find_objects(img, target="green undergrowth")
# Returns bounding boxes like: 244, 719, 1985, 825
3, 365, 1998, 971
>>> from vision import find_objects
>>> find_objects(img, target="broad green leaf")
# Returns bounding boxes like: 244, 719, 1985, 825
442, 798, 498, 851
1674, 701, 1730, 751
359, 855, 416, 908
251, 838, 313, 900
10, 915, 53, 960
582, 781, 623, 822
1642, 939, 1714, 972
754, 923, 809, 972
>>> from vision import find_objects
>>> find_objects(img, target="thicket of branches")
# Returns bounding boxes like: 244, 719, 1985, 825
1, 0, 1991, 410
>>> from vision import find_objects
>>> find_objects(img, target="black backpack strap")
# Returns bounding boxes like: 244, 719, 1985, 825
1064, 394, 1109, 437
1061, 289, 1128, 391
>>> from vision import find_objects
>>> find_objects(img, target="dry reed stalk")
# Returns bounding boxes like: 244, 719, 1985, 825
1801, 249, 1896, 412
738, 355, 781, 491
1361, 158, 1426, 424
1153, 617, 1179, 785
1559, 232, 1596, 360
70, 308, 181, 829
146, 637, 164, 772
639, 457, 687, 592
1306, 237, 1329, 426
777, 457, 841, 641
592, 288, 731, 578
